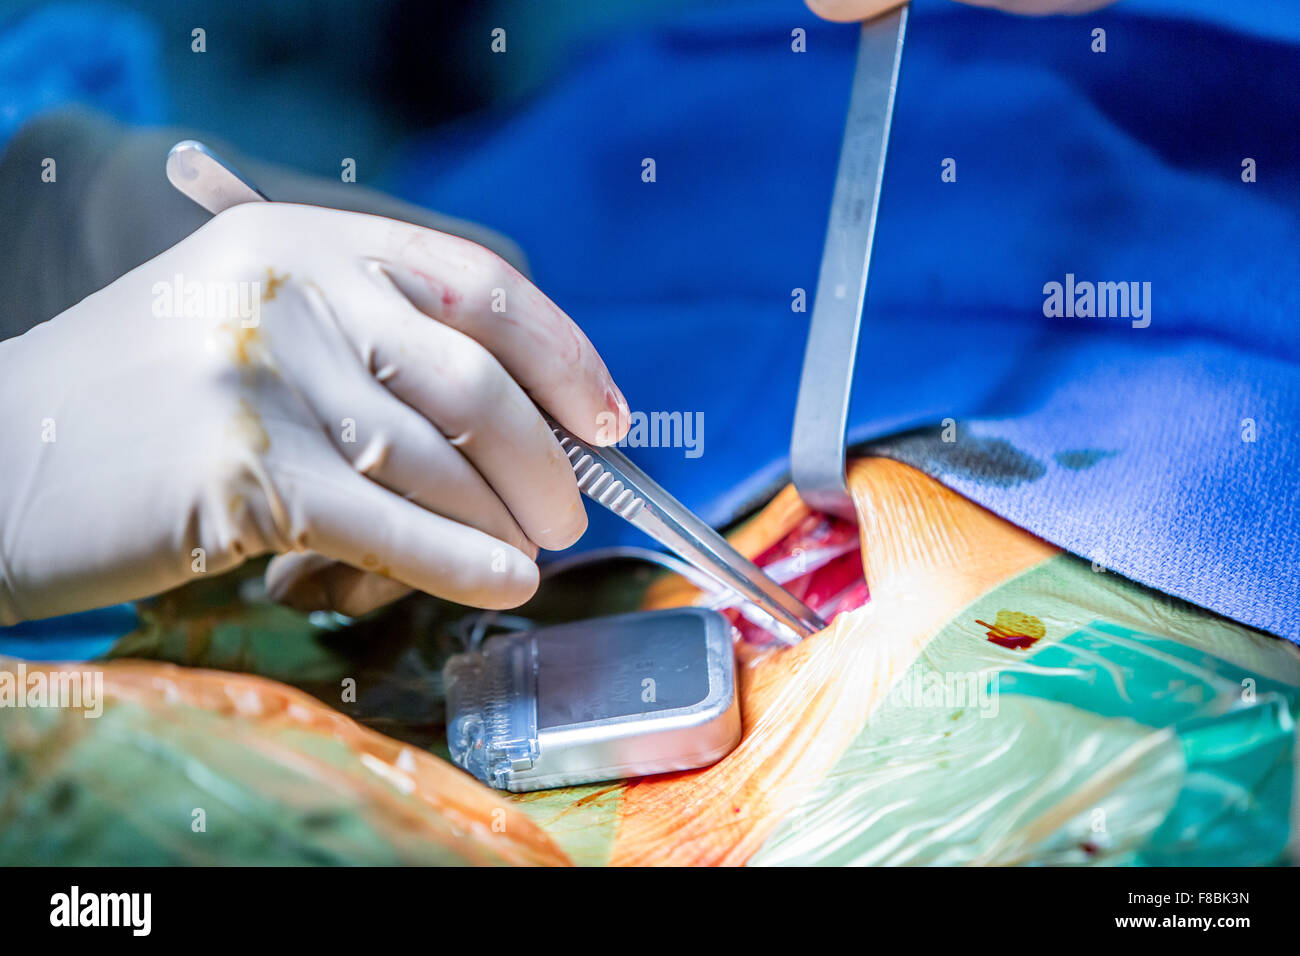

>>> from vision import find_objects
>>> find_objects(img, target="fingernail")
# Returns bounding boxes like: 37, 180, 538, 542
504, 555, 540, 607
602, 385, 629, 443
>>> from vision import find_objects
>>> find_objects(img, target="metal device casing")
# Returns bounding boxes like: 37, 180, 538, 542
444, 608, 740, 793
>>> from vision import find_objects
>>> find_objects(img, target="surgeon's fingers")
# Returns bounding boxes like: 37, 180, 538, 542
347, 213, 628, 447
806, 0, 904, 21
386, 256, 627, 446
265, 551, 412, 617
336, 401, 538, 559
339, 276, 589, 551
289, 460, 540, 609
269, 279, 537, 558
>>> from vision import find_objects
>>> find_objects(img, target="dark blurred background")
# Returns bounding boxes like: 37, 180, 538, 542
0, 0, 744, 177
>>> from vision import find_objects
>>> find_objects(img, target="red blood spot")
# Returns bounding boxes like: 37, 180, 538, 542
986, 633, 1039, 650
975, 618, 1043, 650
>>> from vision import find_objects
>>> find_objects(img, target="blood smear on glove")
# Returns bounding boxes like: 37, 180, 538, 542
728, 512, 868, 646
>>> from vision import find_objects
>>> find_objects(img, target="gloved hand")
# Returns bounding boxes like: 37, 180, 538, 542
806, 0, 1115, 20
0, 201, 628, 625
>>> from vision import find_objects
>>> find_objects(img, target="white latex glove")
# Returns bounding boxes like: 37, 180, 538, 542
0, 202, 629, 625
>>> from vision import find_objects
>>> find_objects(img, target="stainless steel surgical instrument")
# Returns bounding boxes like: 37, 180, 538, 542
547, 424, 826, 642
791, 4, 908, 521
165, 140, 828, 643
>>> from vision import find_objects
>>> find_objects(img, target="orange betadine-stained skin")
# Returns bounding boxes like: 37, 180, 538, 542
612, 458, 1058, 865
